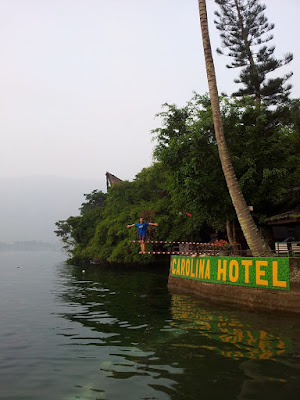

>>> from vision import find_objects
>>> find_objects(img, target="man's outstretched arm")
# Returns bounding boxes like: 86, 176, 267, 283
126, 224, 135, 228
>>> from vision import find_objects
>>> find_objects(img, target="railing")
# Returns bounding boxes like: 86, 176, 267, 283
131, 240, 241, 256
131, 240, 300, 257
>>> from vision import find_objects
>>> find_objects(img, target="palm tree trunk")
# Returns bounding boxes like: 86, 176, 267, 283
197, 0, 271, 256
226, 220, 234, 245
232, 220, 236, 243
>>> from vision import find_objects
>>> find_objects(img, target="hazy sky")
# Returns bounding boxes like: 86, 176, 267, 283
1, 0, 299, 182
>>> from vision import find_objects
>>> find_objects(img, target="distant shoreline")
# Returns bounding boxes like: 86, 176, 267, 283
0, 241, 60, 252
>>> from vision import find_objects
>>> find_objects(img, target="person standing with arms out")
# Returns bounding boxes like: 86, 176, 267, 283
127, 217, 159, 254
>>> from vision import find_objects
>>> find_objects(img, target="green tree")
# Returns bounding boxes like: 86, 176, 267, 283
54, 219, 75, 254
154, 93, 299, 235
79, 189, 106, 215
153, 94, 233, 233
55, 190, 106, 262
81, 168, 157, 263
59, 164, 186, 264
214, 0, 293, 107
225, 98, 300, 212
56, 93, 299, 263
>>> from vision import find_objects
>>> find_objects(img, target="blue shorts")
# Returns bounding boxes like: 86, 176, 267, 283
139, 235, 146, 241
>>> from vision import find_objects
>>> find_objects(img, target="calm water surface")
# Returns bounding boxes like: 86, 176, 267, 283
1, 251, 300, 400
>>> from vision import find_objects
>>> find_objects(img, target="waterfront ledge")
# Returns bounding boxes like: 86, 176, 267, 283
168, 255, 300, 313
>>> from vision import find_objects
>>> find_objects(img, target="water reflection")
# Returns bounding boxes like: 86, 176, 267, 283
169, 293, 300, 399
53, 263, 300, 400
170, 294, 292, 362
55, 263, 183, 400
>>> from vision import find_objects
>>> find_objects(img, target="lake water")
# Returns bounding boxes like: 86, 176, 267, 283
1, 251, 300, 400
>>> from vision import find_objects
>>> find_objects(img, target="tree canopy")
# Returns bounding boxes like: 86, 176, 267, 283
55, 93, 299, 264
153, 93, 299, 224
55, 0, 299, 264
214, 0, 293, 106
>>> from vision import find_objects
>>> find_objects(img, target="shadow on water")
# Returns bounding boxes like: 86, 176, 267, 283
54, 261, 300, 400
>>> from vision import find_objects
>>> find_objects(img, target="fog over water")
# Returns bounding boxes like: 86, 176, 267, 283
0, 175, 105, 243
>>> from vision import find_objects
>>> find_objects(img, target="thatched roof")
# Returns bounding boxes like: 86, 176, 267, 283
106, 172, 123, 188
265, 206, 300, 224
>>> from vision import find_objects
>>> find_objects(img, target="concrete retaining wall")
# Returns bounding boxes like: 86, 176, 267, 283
168, 256, 300, 313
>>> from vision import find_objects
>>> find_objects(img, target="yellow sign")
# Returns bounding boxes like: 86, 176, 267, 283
171, 256, 290, 290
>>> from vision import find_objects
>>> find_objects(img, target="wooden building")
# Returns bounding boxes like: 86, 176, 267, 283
265, 206, 300, 241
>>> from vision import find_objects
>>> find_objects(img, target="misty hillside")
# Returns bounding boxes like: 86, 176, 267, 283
0, 176, 105, 243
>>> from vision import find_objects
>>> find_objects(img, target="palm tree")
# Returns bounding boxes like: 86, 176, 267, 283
197, 0, 271, 256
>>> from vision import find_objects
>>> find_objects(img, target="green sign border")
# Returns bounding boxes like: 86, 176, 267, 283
170, 256, 290, 291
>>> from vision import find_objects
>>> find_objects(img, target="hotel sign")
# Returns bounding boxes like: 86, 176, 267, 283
171, 256, 290, 291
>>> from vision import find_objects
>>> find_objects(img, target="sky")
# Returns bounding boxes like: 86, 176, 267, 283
1, 0, 300, 183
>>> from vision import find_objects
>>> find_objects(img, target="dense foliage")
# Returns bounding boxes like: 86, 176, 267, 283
55, 164, 198, 264
154, 94, 299, 223
55, 93, 299, 264
55, 1, 299, 264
